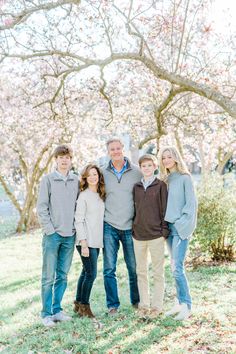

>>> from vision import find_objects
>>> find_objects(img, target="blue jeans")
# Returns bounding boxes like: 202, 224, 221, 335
103, 222, 139, 309
75, 246, 99, 304
41, 232, 75, 318
167, 224, 192, 309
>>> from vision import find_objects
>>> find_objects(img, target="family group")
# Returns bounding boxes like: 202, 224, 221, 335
36, 138, 197, 328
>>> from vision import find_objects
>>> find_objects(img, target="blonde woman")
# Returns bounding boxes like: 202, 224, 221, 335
159, 146, 197, 320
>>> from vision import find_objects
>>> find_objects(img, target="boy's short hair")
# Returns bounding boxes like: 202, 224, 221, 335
138, 154, 157, 167
106, 137, 124, 150
53, 145, 73, 159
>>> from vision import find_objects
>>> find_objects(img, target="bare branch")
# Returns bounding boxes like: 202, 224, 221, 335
139, 85, 187, 148
113, 3, 154, 60
0, 0, 81, 31
3, 50, 88, 64
4, 50, 236, 118
99, 68, 114, 126
130, 1, 156, 22
138, 133, 158, 149
179, 0, 204, 74
174, 0, 190, 73
97, 7, 113, 55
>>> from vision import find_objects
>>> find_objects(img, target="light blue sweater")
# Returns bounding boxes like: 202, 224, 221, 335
164, 172, 197, 239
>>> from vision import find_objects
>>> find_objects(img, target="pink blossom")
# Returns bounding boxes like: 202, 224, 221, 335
4, 18, 13, 26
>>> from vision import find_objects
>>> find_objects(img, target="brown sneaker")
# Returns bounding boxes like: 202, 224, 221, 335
137, 307, 149, 318
107, 308, 118, 316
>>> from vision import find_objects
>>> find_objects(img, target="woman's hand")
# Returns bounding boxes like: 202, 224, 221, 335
80, 240, 89, 257
81, 246, 89, 257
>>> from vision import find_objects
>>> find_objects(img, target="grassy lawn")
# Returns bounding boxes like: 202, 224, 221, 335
0, 216, 18, 239
0, 231, 236, 354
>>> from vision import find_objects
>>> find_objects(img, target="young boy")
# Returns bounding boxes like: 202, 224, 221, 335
37, 145, 79, 327
132, 154, 169, 318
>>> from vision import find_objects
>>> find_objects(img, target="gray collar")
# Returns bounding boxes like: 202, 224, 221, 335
54, 170, 74, 182
141, 176, 156, 190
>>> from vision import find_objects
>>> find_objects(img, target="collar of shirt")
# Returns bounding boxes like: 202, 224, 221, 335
141, 176, 156, 190
111, 158, 128, 180
55, 170, 71, 182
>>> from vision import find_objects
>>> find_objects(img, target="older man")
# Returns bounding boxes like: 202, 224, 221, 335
102, 138, 142, 315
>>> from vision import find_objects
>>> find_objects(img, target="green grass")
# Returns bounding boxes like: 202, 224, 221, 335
0, 231, 236, 354
0, 216, 18, 239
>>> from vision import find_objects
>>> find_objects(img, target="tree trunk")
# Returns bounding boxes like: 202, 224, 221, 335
216, 150, 233, 175
174, 130, 184, 157
6, 143, 54, 234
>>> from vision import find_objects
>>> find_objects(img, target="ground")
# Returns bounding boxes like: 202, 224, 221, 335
0, 231, 235, 354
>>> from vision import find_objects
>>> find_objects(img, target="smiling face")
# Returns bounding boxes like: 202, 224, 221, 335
107, 141, 124, 163
55, 154, 72, 174
162, 150, 177, 171
140, 159, 156, 179
86, 167, 99, 187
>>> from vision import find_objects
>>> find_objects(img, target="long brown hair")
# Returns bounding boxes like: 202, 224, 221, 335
80, 164, 106, 201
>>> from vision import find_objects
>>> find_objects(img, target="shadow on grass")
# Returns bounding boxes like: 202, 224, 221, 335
1, 295, 41, 323
1, 307, 183, 354
92, 310, 182, 354
0, 276, 40, 293
192, 265, 236, 275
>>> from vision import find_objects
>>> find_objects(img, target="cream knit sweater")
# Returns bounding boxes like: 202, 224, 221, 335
75, 188, 105, 248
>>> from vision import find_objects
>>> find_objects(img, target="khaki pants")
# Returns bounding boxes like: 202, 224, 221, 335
133, 237, 165, 311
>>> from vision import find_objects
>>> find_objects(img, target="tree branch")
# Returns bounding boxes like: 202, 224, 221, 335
0, 175, 22, 213
0, 0, 81, 31
99, 68, 114, 126
3, 51, 236, 118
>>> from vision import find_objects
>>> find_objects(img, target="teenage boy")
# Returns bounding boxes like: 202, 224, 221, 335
132, 154, 169, 318
103, 138, 142, 315
37, 145, 79, 327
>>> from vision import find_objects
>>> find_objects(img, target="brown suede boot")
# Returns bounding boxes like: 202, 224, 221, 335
79, 304, 95, 318
73, 300, 81, 314
78, 304, 86, 317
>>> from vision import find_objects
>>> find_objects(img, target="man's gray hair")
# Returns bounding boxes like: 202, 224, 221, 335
106, 137, 124, 150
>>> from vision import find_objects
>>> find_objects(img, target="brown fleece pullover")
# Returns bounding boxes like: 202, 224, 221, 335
132, 178, 169, 240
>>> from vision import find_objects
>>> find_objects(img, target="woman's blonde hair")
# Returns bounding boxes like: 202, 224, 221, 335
158, 146, 190, 182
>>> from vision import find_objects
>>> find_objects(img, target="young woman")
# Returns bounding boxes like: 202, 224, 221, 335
159, 146, 197, 320
73, 164, 105, 318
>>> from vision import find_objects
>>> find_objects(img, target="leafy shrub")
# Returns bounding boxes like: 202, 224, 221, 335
192, 174, 236, 261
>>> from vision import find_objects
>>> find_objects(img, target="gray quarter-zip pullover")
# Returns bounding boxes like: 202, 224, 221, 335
37, 171, 79, 236
102, 159, 142, 230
